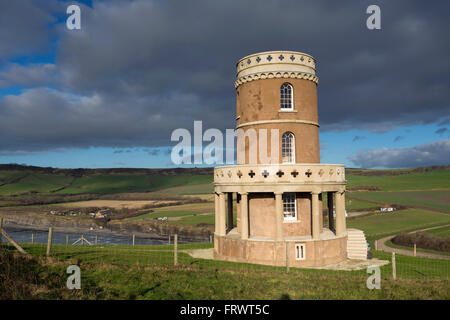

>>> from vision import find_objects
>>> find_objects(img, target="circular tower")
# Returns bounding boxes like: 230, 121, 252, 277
214, 51, 366, 268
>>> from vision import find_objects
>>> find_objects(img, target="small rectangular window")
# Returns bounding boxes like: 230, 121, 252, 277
295, 244, 305, 260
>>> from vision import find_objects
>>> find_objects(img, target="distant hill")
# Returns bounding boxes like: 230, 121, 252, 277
1, 163, 448, 177
0, 164, 448, 196
346, 165, 450, 176
0, 164, 213, 177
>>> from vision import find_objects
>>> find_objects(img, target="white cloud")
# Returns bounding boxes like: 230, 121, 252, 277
349, 140, 450, 168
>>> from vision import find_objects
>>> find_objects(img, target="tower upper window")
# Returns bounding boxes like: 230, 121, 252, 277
280, 83, 293, 110
282, 132, 295, 164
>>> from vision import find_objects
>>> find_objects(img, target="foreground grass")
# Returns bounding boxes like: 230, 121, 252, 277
3, 250, 449, 299
79, 263, 448, 300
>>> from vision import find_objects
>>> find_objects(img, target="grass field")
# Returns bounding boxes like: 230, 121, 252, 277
349, 190, 450, 212
127, 201, 217, 225
347, 209, 450, 240
162, 183, 213, 195
0, 173, 73, 195
346, 169, 450, 191
425, 226, 450, 238
56, 174, 212, 195
2, 242, 448, 299
0, 171, 212, 196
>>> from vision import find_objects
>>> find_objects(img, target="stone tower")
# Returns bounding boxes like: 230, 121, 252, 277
213, 51, 367, 267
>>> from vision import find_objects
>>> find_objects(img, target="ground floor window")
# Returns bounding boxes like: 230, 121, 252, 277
283, 192, 297, 221
295, 243, 306, 260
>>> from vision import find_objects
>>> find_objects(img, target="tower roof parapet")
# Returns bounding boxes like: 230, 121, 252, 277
235, 51, 318, 88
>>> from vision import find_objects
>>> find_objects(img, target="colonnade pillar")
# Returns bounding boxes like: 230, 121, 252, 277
311, 192, 320, 240
218, 192, 226, 236
214, 192, 220, 235
240, 193, 248, 240
275, 192, 283, 241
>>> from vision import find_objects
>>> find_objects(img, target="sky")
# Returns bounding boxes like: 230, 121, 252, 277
0, 0, 449, 169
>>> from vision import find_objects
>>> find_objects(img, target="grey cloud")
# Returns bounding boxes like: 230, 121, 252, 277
352, 136, 366, 142
0, 87, 210, 151
0, 0, 58, 59
0, 0, 449, 152
349, 139, 450, 168
0, 63, 57, 88
435, 128, 448, 136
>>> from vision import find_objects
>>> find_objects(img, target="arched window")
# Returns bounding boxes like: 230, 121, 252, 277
280, 83, 293, 110
282, 132, 295, 163
283, 192, 297, 221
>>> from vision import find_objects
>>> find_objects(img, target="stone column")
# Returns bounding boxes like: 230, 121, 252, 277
335, 190, 346, 236
311, 192, 320, 240
275, 192, 283, 241
219, 192, 226, 236
227, 192, 233, 231
214, 192, 220, 234
327, 192, 335, 232
240, 192, 249, 240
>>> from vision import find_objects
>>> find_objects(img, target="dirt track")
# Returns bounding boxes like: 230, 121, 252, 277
376, 224, 450, 260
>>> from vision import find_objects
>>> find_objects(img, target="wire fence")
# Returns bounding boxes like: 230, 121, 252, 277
1, 226, 449, 299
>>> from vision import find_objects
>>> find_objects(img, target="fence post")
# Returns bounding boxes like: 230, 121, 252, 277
174, 234, 178, 266
168, 235, 171, 245
286, 242, 290, 273
0, 217, 3, 244
46, 227, 53, 257
210, 234, 212, 243
1, 229, 28, 254
132, 234, 135, 246
95, 235, 98, 246
392, 252, 396, 280
31, 233, 34, 244
374, 240, 377, 250
413, 243, 416, 257
66, 234, 68, 247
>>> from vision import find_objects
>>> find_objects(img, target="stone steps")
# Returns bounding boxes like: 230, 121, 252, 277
347, 228, 368, 260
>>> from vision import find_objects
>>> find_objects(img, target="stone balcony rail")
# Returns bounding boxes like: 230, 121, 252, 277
214, 164, 345, 185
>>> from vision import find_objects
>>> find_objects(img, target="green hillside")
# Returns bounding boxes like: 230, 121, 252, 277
346, 169, 450, 191
0, 165, 448, 198
0, 173, 73, 195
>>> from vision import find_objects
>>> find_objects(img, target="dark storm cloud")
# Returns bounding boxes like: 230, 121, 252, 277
0, 0, 449, 152
349, 139, 450, 168
0, 1, 58, 59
